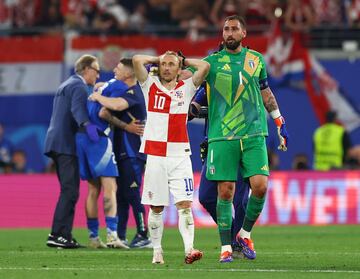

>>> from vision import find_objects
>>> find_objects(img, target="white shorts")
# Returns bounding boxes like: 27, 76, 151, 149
141, 155, 194, 206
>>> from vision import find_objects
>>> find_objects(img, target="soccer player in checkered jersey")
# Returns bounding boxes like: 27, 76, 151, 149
132, 51, 209, 264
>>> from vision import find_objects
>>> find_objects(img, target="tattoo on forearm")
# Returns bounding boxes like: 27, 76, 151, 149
262, 88, 279, 112
103, 197, 113, 215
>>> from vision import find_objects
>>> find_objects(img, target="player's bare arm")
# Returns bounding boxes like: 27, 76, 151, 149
132, 55, 160, 83
261, 87, 279, 113
98, 107, 144, 136
186, 59, 210, 87
89, 93, 130, 111
261, 87, 289, 151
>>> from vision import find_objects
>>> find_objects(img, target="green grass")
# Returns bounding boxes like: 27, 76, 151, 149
1, 226, 360, 279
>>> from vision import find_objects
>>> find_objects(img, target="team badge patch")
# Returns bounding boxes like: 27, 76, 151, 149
209, 165, 215, 175
248, 60, 255, 69
174, 90, 183, 99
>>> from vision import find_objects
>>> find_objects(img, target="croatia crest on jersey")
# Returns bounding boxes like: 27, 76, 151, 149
174, 90, 184, 99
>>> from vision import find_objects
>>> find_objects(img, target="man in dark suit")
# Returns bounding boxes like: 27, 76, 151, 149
44, 54, 101, 248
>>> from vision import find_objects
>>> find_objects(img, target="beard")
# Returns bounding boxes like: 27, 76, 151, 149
224, 38, 241, 50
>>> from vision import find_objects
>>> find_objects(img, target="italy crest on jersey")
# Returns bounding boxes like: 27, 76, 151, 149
248, 59, 255, 69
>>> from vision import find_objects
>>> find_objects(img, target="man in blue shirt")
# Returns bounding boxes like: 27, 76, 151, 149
89, 58, 150, 248
45, 54, 101, 248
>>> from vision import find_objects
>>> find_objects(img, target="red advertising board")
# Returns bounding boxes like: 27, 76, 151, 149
0, 171, 359, 228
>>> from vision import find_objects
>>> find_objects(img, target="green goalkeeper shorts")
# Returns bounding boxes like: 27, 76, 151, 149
206, 136, 269, 181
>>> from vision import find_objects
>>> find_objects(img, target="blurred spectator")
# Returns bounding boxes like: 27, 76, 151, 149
97, 0, 129, 31
313, 111, 352, 171
61, 0, 94, 29
182, 13, 209, 41
345, 145, 360, 169
38, 0, 63, 29
0, 123, 13, 173
92, 6, 120, 33
344, 0, 360, 27
284, 0, 313, 33
128, 2, 147, 31
0, 0, 14, 29
12, 0, 42, 28
170, 0, 210, 27
310, 0, 344, 26
147, 0, 174, 25
292, 153, 310, 170
268, 149, 280, 170
210, 0, 243, 28
242, 0, 276, 31
10, 149, 30, 173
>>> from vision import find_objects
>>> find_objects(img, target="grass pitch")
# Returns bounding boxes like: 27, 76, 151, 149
0, 225, 360, 279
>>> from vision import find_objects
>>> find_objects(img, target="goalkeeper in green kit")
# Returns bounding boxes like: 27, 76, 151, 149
187, 15, 289, 262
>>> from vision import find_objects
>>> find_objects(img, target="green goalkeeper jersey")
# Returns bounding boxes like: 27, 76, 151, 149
204, 47, 268, 142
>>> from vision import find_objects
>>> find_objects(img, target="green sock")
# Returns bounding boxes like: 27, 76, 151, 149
243, 195, 266, 232
216, 198, 232, 245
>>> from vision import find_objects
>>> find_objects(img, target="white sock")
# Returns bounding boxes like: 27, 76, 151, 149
239, 228, 251, 239
221, 245, 232, 253
178, 208, 194, 254
148, 209, 164, 250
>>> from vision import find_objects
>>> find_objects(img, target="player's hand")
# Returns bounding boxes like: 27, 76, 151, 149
88, 91, 101, 101
124, 120, 145, 136
94, 82, 105, 92
177, 51, 186, 68
84, 122, 100, 142
199, 139, 208, 164
274, 116, 289, 151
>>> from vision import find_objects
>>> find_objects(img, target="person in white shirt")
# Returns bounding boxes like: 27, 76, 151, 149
132, 51, 209, 264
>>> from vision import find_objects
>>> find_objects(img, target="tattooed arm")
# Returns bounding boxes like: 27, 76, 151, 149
261, 87, 289, 151
261, 87, 279, 113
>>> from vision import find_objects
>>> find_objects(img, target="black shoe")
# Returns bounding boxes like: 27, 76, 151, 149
46, 234, 84, 249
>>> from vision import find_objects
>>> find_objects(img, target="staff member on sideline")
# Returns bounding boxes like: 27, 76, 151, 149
44, 54, 101, 248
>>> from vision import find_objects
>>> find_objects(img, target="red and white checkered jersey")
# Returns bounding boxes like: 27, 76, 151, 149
139, 75, 197, 157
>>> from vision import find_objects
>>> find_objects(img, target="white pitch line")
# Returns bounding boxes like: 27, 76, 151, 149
0, 267, 359, 273
3, 251, 360, 256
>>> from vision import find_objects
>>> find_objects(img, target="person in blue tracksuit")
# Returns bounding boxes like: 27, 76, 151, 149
89, 58, 150, 248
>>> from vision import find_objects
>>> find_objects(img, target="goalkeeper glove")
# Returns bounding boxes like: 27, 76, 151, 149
273, 116, 289, 151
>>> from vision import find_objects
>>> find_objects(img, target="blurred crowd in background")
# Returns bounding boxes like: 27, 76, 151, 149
1, 0, 360, 174
0, 0, 359, 37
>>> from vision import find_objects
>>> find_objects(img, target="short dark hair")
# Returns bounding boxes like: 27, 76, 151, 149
326, 110, 337, 123
120, 57, 133, 68
74, 54, 98, 75
224, 15, 246, 29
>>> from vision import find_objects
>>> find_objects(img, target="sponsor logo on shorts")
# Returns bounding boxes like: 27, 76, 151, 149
148, 191, 153, 200
261, 165, 269, 171
209, 165, 215, 175
130, 181, 138, 188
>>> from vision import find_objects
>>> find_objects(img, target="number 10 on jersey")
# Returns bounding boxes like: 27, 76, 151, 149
154, 95, 166, 110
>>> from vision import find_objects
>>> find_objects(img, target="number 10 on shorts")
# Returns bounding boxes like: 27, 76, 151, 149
184, 178, 193, 194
